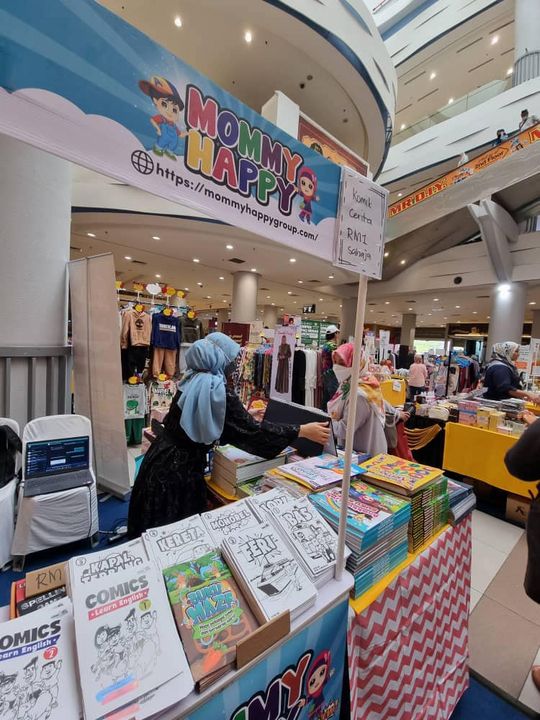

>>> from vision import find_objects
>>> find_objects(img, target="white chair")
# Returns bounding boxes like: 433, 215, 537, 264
11, 414, 99, 570
0, 418, 20, 569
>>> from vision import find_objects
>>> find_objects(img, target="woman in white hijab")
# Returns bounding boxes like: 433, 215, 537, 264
484, 341, 540, 403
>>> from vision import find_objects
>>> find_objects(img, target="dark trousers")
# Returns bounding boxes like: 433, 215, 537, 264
127, 346, 149, 376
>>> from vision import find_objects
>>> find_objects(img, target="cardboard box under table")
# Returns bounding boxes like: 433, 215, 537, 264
443, 422, 532, 498
347, 518, 471, 720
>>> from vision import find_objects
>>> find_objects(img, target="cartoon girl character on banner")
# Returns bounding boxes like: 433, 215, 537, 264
275, 334, 292, 394
139, 76, 187, 160
306, 650, 333, 717
296, 168, 319, 224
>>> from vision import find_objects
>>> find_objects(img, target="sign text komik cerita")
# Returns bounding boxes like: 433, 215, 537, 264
185, 86, 304, 214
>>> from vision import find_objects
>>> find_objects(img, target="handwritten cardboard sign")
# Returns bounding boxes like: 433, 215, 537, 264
25, 561, 67, 598
333, 168, 388, 279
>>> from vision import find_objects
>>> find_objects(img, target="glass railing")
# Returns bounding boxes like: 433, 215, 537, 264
392, 79, 512, 144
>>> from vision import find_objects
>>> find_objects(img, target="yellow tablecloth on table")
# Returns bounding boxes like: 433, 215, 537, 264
443, 421, 532, 498
380, 378, 406, 407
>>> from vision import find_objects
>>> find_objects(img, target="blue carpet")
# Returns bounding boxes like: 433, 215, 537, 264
0, 494, 130, 607
452, 678, 533, 719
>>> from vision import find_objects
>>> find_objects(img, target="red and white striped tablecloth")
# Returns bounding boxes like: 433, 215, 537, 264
348, 517, 472, 719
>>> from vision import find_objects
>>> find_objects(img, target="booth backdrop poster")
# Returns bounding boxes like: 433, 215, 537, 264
0, 0, 341, 261
185, 598, 348, 720
270, 326, 297, 403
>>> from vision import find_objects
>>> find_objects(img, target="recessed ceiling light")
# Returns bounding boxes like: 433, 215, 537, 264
193, 258, 200, 263
222, 300, 227, 303
319, 298, 323, 301
328, 275, 334, 279
487, 315, 491, 319
124, 255, 132, 260
197, 282, 203, 287
293, 301, 297, 304
184, 287, 189, 291
155, 274, 161, 278
266, 295, 271, 299
428, 313, 432, 316
397, 192, 403, 198
288, 291, 292, 295
491, 34, 499, 45
400, 259, 406, 265
455, 305, 460, 309
272, 303, 276, 306
448, 97, 454, 105
408, 307, 413, 311
530, 301, 537, 305
244, 30, 253, 43
219, 276, 224, 280
433, 298, 439, 301
507, 67, 513, 76
152, 235, 160, 240
384, 252, 389, 258
472, 311, 478, 314
87, 232, 96, 238
251, 268, 257, 272
385, 301, 390, 305
430, 71, 437, 80
298, 280, 303, 284
206, 295, 212, 299
289, 258, 296, 263
339, 304, 342, 308
226, 245, 234, 252
174, 15, 182, 27
400, 123, 406, 131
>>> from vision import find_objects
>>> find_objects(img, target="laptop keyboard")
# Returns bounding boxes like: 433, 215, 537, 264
24, 470, 92, 497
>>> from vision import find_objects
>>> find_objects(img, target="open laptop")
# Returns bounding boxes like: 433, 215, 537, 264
264, 399, 337, 457
24, 436, 93, 497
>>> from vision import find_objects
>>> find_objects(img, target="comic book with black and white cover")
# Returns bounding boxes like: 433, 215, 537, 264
247, 487, 295, 521
69, 539, 193, 720
0, 598, 82, 720
201, 499, 259, 546
222, 522, 317, 621
143, 515, 216, 571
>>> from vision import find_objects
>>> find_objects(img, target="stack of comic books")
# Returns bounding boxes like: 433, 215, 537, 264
222, 520, 318, 623
143, 515, 217, 570
253, 492, 347, 588
270, 453, 366, 492
0, 599, 82, 719
447, 478, 476, 526
211, 445, 291, 496
201, 499, 259, 546
359, 455, 449, 552
162, 550, 260, 692
310, 480, 411, 598
68, 539, 193, 720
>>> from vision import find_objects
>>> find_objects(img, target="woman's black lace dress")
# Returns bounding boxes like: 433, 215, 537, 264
128, 389, 299, 537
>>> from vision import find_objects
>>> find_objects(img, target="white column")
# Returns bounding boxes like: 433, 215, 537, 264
487, 282, 527, 354
531, 309, 540, 339
0, 136, 71, 344
513, 0, 540, 84
231, 271, 259, 323
0, 136, 71, 428
400, 313, 416, 348
340, 297, 357, 341
263, 305, 278, 327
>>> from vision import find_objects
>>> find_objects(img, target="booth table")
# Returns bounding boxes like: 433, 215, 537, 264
348, 518, 472, 719
443, 422, 532, 497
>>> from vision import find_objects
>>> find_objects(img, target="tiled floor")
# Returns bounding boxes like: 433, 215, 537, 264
470, 509, 540, 712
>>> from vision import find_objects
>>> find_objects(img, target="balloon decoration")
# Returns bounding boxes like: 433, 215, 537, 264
176, 290, 186, 299
164, 286, 176, 296
115, 280, 124, 290
132, 282, 144, 292
187, 310, 196, 320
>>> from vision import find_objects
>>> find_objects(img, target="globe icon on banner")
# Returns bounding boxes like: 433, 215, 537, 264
131, 150, 154, 175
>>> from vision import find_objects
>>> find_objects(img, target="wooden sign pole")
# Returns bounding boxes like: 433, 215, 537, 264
335, 274, 368, 579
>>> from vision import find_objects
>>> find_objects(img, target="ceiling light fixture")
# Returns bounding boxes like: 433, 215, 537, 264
87, 232, 96, 238
491, 34, 499, 45
507, 67, 513, 76
174, 15, 182, 27
472, 311, 478, 314
124, 255, 132, 260
530, 301, 537, 306
219, 276, 224, 280
408, 307, 413, 311
433, 298, 439, 301
197, 282, 203, 287
288, 291, 292, 295
251, 268, 257, 272
152, 235, 160, 240
266, 296, 271, 299
155, 274, 161, 278
226, 244, 234, 250
400, 123, 406, 131
298, 280, 303, 284
397, 192, 403, 197
384, 252, 389, 258
244, 30, 253, 43
328, 275, 334, 279
430, 71, 437, 80
184, 287, 189, 291
193, 258, 200, 263
455, 305, 461, 309
289, 258, 296, 263
400, 259, 406, 265
385, 301, 390, 305
448, 97, 454, 105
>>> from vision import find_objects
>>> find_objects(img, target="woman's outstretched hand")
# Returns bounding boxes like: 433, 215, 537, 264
299, 422, 331, 445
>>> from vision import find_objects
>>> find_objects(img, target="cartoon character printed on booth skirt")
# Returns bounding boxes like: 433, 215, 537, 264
306, 650, 334, 717
139, 75, 187, 160
296, 167, 319, 224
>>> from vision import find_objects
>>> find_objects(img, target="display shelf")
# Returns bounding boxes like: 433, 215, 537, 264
158, 572, 354, 719
443, 421, 532, 497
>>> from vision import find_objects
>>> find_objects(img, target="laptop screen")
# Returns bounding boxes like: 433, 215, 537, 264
25, 436, 90, 479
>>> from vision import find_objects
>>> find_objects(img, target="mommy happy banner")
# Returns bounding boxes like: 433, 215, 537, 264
0, 0, 342, 260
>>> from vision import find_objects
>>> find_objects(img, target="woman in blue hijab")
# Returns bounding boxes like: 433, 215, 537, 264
128, 332, 329, 536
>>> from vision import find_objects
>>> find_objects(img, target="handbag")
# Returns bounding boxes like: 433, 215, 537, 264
384, 410, 398, 450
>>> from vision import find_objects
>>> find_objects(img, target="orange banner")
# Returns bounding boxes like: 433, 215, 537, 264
388, 124, 540, 217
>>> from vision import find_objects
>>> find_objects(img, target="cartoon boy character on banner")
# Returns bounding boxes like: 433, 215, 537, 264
296, 167, 319, 224
139, 75, 187, 160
